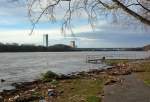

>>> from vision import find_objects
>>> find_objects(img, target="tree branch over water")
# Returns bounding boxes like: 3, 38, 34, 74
112, 0, 150, 25
11, 0, 150, 34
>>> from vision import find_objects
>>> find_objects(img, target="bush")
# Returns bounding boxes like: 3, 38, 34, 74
51, 79, 59, 85
41, 71, 59, 82
87, 96, 101, 102
105, 60, 129, 66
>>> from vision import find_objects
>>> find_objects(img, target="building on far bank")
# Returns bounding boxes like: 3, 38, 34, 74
43, 34, 49, 47
143, 44, 150, 51
70, 41, 76, 48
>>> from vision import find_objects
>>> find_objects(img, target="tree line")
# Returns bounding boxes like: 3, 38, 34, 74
0, 42, 146, 52
0, 43, 73, 52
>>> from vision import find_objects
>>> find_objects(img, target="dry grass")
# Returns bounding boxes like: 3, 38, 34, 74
55, 77, 104, 102
105, 59, 129, 66
130, 61, 150, 86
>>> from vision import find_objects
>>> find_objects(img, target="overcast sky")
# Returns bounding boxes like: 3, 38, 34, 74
0, 0, 150, 48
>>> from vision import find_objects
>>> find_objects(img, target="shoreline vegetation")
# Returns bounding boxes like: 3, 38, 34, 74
0, 59, 150, 102
0, 43, 147, 52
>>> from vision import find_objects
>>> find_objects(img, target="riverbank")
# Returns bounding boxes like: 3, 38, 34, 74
0, 70, 107, 102
0, 59, 150, 102
103, 60, 150, 102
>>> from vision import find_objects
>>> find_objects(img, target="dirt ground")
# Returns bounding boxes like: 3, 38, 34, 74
103, 73, 150, 102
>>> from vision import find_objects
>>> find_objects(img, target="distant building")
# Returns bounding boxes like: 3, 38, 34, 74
70, 41, 76, 48
143, 44, 150, 51
43, 34, 49, 47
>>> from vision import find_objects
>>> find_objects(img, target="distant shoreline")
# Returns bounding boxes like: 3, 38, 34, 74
0, 50, 147, 53
0, 43, 147, 52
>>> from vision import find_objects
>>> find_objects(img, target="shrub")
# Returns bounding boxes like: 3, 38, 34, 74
106, 60, 129, 66
87, 96, 101, 102
51, 79, 59, 85
41, 71, 59, 82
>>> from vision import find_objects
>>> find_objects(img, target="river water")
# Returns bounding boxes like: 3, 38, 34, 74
0, 51, 149, 91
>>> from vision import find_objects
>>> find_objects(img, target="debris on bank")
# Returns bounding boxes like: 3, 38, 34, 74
0, 62, 133, 102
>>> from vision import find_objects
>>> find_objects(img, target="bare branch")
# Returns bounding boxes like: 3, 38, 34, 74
112, 0, 150, 25
20, 0, 150, 34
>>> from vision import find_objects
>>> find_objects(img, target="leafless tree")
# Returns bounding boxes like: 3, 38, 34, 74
11, 0, 150, 34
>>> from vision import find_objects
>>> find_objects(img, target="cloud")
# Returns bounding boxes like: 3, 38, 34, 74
0, 0, 150, 48
0, 24, 96, 44
0, 0, 28, 26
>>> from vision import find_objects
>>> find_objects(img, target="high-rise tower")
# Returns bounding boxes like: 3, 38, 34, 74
70, 41, 76, 48
43, 34, 49, 47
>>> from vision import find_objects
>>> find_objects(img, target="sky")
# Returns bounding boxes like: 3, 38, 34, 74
0, 0, 150, 48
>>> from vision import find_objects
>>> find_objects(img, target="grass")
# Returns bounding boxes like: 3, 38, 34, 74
105, 59, 129, 66
32, 71, 105, 102
131, 61, 150, 86
55, 77, 104, 102
32, 91, 41, 97
87, 96, 101, 102
138, 71, 150, 86
50, 79, 59, 85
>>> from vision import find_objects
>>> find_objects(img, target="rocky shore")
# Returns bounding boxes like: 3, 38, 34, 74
0, 61, 135, 102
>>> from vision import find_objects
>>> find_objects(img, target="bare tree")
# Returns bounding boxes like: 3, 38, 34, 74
12, 0, 150, 34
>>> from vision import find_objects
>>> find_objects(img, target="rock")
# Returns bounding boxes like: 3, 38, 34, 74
104, 78, 118, 85
15, 95, 39, 102
11, 82, 22, 88
0, 96, 4, 102
77, 71, 87, 76
59, 90, 64, 94
1, 79, 5, 82
14, 95, 20, 100
50, 85, 57, 88
106, 66, 132, 75
48, 89, 57, 96
29, 89, 35, 92
3, 89, 17, 95
39, 96, 46, 102
58, 74, 71, 79
9, 97, 14, 102
71, 87, 74, 90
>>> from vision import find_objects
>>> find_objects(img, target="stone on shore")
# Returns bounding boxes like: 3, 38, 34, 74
0, 96, 4, 102
0, 79, 5, 83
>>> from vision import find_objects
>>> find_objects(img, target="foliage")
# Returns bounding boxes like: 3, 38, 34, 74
132, 61, 150, 86
105, 59, 129, 66
32, 91, 41, 97
87, 96, 101, 102
41, 71, 59, 82
50, 79, 59, 85
0, 43, 73, 52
